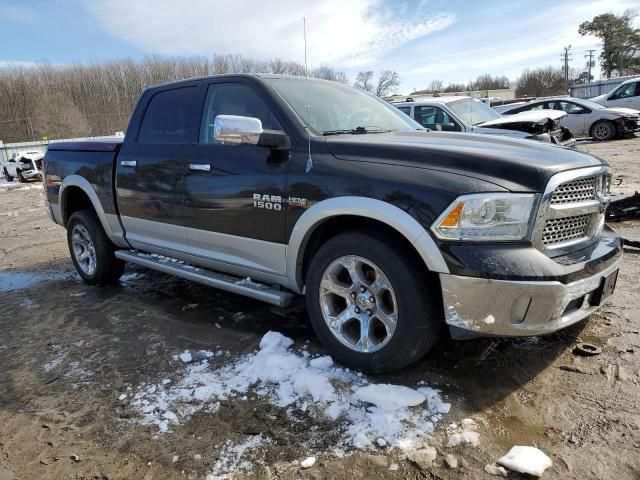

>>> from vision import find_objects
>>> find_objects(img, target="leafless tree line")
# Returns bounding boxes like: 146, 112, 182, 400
410, 74, 511, 95
0, 55, 347, 143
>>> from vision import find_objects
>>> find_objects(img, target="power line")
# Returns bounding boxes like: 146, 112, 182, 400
561, 45, 573, 86
584, 49, 596, 81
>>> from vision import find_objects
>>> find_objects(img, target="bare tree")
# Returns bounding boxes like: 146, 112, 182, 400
354, 71, 374, 92
312, 66, 348, 83
470, 73, 511, 91
0, 55, 349, 142
515, 67, 566, 97
375, 70, 400, 97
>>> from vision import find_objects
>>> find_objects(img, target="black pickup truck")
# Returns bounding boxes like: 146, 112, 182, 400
44, 74, 622, 372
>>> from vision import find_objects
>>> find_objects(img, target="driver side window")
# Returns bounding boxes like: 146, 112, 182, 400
609, 82, 637, 100
414, 106, 459, 130
199, 83, 281, 144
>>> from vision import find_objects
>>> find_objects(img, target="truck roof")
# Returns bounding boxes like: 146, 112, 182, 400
143, 73, 337, 91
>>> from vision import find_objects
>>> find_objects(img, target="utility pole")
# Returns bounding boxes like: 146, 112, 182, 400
561, 45, 572, 87
584, 49, 596, 82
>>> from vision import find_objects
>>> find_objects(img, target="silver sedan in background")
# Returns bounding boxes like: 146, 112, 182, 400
499, 97, 640, 141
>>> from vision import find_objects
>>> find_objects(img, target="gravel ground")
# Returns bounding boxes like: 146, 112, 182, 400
0, 137, 639, 480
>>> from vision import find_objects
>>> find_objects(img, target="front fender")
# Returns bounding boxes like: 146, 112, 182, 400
286, 196, 449, 293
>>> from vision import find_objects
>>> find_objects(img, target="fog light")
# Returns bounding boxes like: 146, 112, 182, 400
510, 295, 532, 324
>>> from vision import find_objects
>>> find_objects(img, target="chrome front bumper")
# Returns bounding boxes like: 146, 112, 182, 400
440, 258, 621, 338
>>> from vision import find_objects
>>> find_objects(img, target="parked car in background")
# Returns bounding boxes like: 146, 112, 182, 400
393, 97, 575, 146
2, 150, 44, 182
590, 77, 640, 110
500, 97, 640, 141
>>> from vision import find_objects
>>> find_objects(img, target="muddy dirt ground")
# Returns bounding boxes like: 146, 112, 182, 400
1, 137, 639, 480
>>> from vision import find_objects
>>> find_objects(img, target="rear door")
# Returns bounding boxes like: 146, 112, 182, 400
182, 79, 293, 276
116, 84, 199, 252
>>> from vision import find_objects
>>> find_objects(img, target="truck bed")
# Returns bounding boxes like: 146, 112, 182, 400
44, 140, 123, 227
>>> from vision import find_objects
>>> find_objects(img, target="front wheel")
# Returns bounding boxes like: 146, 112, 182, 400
591, 120, 616, 141
67, 210, 125, 285
16, 170, 26, 183
305, 231, 441, 373
2, 169, 13, 182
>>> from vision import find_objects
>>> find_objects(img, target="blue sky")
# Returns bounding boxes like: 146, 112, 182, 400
1, 0, 638, 93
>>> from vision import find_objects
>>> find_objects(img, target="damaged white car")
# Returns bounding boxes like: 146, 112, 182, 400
499, 97, 640, 141
2, 150, 44, 182
393, 96, 575, 147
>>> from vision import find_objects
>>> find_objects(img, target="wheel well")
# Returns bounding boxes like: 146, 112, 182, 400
590, 119, 617, 137
62, 186, 95, 226
299, 215, 435, 288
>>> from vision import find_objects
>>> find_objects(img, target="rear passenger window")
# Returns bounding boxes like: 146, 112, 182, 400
199, 83, 281, 144
138, 87, 197, 144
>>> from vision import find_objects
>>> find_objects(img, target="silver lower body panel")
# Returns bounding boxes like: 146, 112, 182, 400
440, 258, 621, 337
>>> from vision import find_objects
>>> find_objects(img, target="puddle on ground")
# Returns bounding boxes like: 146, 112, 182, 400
0, 271, 73, 292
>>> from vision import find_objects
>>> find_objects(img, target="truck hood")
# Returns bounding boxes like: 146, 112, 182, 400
476, 109, 566, 128
325, 130, 604, 192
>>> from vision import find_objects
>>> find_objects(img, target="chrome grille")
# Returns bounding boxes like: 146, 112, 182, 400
551, 177, 598, 204
542, 214, 591, 246
533, 168, 609, 253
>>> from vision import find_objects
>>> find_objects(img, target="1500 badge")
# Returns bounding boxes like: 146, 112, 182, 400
252, 194, 307, 210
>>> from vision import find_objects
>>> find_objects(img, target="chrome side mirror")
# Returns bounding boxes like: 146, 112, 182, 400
213, 115, 263, 145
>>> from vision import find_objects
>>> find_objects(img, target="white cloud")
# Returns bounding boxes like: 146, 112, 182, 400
0, 60, 39, 69
387, 0, 639, 91
83, 0, 455, 67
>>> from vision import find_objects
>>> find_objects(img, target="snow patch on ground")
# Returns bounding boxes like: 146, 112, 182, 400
43, 352, 67, 372
206, 434, 268, 478
497, 446, 552, 477
446, 418, 480, 447
126, 331, 451, 475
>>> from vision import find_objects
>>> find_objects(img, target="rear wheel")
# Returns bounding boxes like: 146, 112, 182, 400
591, 120, 616, 141
67, 210, 125, 285
305, 231, 441, 373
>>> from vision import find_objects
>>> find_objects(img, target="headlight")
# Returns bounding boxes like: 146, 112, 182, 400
431, 193, 537, 241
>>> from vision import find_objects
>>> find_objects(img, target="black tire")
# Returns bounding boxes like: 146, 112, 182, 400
305, 231, 441, 373
2, 168, 13, 182
591, 120, 616, 141
16, 170, 26, 183
67, 210, 125, 285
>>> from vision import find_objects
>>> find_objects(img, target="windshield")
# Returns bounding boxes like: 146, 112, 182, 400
265, 78, 423, 135
447, 98, 501, 126
576, 98, 606, 110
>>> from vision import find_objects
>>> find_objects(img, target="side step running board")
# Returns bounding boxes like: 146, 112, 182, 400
114, 250, 295, 307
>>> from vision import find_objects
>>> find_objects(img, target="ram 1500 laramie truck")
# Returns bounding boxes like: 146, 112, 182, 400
44, 74, 622, 373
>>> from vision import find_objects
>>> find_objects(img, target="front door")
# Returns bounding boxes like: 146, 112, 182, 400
548, 101, 588, 137
606, 81, 640, 110
116, 84, 199, 252
183, 80, 292, 276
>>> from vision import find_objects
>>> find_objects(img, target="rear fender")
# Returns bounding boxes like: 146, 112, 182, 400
59, 175, 127, 247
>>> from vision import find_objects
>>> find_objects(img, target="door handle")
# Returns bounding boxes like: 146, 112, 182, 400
120, 160, 136, 167
189, 163, 211, 172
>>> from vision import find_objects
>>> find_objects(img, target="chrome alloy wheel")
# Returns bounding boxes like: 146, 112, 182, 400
593, 122, 612, 140
71, 224, 97, 276
319, 255, 398, 353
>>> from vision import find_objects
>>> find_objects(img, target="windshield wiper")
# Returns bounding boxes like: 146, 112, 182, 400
322, 126, 392, 136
